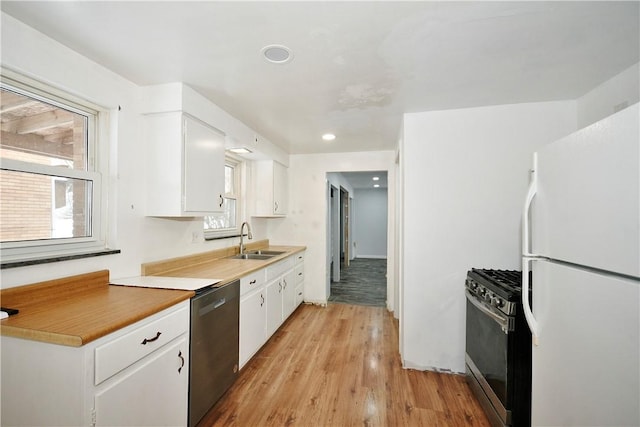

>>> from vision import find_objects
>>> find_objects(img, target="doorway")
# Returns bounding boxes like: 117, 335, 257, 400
327, 171, 388, 307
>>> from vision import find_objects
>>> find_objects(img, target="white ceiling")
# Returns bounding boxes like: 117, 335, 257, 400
340, 171, 388, 189
2, 1, 638, 155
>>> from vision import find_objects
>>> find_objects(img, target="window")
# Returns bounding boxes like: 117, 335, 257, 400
0, 71, 106, 261
204, 157, 241, 237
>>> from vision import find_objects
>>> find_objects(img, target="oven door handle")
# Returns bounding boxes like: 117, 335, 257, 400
465, 290, 513, 333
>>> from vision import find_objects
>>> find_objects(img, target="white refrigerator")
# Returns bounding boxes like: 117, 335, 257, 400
522, 103, 639, 426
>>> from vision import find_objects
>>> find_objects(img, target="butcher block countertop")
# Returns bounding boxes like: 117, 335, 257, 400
0, 270, 193, 347
0, 241, 305, 347
141, 241, 306, 285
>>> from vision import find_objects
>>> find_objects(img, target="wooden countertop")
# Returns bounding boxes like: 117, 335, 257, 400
0, 270, 193, 347
145, 244, 306, 284
0, 243, 305, 347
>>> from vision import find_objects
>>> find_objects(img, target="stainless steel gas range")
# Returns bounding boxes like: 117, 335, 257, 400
465, 269, 531, 427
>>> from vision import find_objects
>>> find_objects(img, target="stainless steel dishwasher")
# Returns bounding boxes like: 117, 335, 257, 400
189, 279, 240, 427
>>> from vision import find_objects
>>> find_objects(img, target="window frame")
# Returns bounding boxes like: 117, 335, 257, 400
0, 69, 109, 262
203, 155, 242, 239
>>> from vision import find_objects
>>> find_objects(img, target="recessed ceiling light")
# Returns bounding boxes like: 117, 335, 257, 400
261, 44, 293, 64
322, 133, 336, 141
374, 184, 380, 188
228, 147, 252, 154
372, 176, 380, 181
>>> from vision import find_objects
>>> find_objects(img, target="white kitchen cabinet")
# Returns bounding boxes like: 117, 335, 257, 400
145, 112, 225, 216
266, 276, 284, 338
282, 269, 296, 319
238, 253, 304, 369
293, 251, 305, 308
0, 301, 190, 426
265, 257, 295, 337
94, 337, 187, 426
239, 276, 267, 369
253, 160, 288, 217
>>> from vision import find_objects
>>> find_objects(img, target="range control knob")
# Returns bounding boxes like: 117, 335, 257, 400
493, 297, 505, 308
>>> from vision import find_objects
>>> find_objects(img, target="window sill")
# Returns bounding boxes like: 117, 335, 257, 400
1, 249, 121, 269
204, 233, 242, 241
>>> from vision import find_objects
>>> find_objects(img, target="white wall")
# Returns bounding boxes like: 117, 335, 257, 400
401, 101, 576, 372
266, 151, 397, 310
577, 62, 639, 129
353, 188, 388, 258
0, 13, 278, 289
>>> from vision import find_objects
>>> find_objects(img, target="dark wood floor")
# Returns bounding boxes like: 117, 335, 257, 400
329, 258, 387, 307
197, 303, 490, 426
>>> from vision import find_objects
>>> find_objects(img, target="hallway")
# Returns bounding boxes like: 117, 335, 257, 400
329, 258, 387, 307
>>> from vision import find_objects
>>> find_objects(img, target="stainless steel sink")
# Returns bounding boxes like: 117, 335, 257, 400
230, 253, 273, 260
247, 250, 286, 256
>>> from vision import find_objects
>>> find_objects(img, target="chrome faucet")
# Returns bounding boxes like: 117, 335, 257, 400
239, 221, 253, 255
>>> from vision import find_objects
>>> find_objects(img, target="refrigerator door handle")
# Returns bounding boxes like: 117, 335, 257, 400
522, 154, 540, 345
522, 256, 540, 345
522, 153, 537, 257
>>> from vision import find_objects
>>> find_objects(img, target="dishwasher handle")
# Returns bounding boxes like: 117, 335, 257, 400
199, 297, 227, 316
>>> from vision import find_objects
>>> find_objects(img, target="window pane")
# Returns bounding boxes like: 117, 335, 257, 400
224, 165, 234, 194
0, 88, 88, 170
0, 169, 92, 242
204, 198, 236, 231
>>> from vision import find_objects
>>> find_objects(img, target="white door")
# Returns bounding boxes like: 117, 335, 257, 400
266, 278, 283, 337
95, 337, 189, 426
531, 260, 639, 426
532, 103, 639, 276
183, 116, 225, 213
239, 290, 266, 369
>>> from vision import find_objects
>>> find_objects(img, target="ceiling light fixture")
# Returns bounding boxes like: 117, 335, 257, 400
228, 147, 253, 154
261, 44, 293, 64
322, 133, 336, 141
372, 176, 380, 181
374, 184, 380, 188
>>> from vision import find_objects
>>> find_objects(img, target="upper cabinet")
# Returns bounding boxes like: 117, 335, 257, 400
253, 160, 288, 217
145, 112, 225, 217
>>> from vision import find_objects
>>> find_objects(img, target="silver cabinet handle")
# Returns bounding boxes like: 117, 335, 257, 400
219, 194, 224, 208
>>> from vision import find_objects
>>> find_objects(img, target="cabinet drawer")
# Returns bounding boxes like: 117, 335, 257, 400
240, 269, 266, 296
294, 263, 304, 285
294, 252, 305, 265
295, 284, 304, 306
95, 305, 189, 385
266, 257, 294, 281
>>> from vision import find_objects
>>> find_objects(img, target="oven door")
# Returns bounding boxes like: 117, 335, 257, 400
465, 290, 513, 424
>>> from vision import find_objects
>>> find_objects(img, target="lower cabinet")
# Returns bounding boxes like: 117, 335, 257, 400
239, 288, 266, 368
282, 269, 297, 320
1, 301, 190, 426
95, 337, 188, 426
239, 252, 304, 370
266, 276, 284, 337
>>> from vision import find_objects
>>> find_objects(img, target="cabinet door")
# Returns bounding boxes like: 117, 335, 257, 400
239, 290, 267, 369
266, 278, 284, 338
94, 337, 188, 427
272, 161, 288, 215
282, 269, 296, 319
183, 116, 225, 213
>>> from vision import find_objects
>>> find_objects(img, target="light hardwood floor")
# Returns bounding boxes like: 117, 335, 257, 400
197, 303, 490, 426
